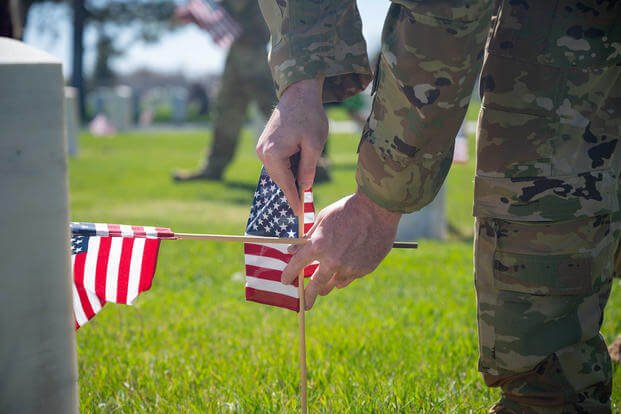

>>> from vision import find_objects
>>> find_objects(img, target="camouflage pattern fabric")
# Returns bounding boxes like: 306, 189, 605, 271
260, 0, 621, 411
204, 0, 276, 174
476, 216, 614, 412
475, 2, 620, 410
358, 2, 492, 213
258, 0, 373, 102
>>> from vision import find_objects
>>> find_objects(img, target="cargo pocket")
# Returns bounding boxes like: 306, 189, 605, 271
480, 216, 614, 374
493, 251, 593, 296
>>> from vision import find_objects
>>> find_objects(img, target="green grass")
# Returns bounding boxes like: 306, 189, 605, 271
72, 125, 621, 412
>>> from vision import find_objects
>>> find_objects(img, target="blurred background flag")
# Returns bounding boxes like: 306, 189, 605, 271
174, 0, 242, 48
244, 168, 316, 311
71, 222, 174, 329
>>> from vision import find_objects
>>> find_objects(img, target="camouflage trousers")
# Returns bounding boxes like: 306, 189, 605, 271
205, 41, 276, 174
475, 215, 615, 412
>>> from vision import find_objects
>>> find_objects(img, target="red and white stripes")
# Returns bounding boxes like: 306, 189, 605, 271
244, 190, 318, 312
88, 223, 174, 239
181, 0, 242, 48
72, 224, 167, 329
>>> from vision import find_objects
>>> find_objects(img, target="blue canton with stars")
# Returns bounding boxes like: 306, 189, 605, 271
246, 168, 299, 239
71, 235, 89, 255
71, 222, 97, 255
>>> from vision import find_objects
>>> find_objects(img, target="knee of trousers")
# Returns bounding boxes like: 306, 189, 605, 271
474, 215, 615, 392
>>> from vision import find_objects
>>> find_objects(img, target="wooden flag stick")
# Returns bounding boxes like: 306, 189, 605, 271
173, 233, 308, 244
298, 192, 308, 414
174, 232, 418, 249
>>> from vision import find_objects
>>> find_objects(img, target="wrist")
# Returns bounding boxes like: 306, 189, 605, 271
353, 189, 402, 226
282, 77, 325, 102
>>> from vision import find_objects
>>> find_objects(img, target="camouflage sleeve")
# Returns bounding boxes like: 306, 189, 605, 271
258, 0, 373, 102
356, 1, 493, 213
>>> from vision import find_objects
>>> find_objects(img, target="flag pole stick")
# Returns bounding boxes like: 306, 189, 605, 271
298, 192, 308, 414
173, 233, 308, 244
173, 233, 418, 249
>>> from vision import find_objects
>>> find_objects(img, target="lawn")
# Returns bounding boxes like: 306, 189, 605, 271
71, 122, 621, 412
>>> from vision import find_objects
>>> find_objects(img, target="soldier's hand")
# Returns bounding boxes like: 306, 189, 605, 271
256, 78, 328, 215
281, 190, 402, 310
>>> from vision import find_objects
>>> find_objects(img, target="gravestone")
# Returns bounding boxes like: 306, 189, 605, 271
171, 88, 187, 123
108, 85, 133, 132
0, 38, 79, 413
91, 85, 133, 132
65, 86, 79, 156
396, 184, 447, 241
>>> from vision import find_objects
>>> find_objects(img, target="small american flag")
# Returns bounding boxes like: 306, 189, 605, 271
244, 168, 317, 311
71, 222, 174, 329
175, 0, 242, 48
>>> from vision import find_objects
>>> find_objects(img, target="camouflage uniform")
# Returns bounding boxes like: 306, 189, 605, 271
260, 0, 621, 411
177, 0, 275, 180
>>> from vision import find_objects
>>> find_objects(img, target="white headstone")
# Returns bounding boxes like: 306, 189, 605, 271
0, 37, 79, 414
108, 85, 133, 132
91, 85, 133, 132
396, 184, 447, 241
171, 88, 187, 123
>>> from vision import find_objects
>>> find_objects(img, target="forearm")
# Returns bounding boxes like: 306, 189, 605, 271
357, 1, 492, 213
258, 0, 373, 102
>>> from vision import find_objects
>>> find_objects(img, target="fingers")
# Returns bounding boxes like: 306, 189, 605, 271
304, 264, 334, 310
281, 243, 314, 285
319, 273, 353, 297
263, 161, 302, 215
296, 146, 321, 193
318, 276, 337, 296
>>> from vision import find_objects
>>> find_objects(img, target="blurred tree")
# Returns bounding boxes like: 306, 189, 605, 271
1, 0, 64, 39
92, 32, 120, 86
9, 0, 178, 121
76, 0, 178, 120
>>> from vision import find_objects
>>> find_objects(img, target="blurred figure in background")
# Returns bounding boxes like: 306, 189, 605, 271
172, 0, 275, 182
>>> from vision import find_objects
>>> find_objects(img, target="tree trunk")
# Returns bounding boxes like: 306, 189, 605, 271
0, 1, 15, 37
71, 0, 86, 122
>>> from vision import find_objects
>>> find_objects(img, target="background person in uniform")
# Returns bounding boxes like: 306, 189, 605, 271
172, 0, 275, 181
256, 1, 621, 412
173, 0, 332, 182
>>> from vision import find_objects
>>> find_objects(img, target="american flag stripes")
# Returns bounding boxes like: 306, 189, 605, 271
244, 168, 317, 311
175, 0, 242, 48
71, 222, 173, 329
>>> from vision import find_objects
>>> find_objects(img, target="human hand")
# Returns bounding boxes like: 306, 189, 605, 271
256, 78, 328, 215
282, 191, 402, 310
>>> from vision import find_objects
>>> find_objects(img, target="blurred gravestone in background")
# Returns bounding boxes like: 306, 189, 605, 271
90, 85, 134, 132
171, 87, 188, 123
65, 86, 79, 156
0, 37, 78, 414
396, 185, 447, 241
396, 123, 470, 241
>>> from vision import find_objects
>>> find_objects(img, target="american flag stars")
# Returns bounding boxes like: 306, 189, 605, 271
244, 167, 317, 311
246, 171, 300, 238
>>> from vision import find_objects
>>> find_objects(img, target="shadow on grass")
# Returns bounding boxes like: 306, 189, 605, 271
190, 179, 256, 206
447, 222, 474, 244
222, 180, 257, 193
331, 161, 357, 172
